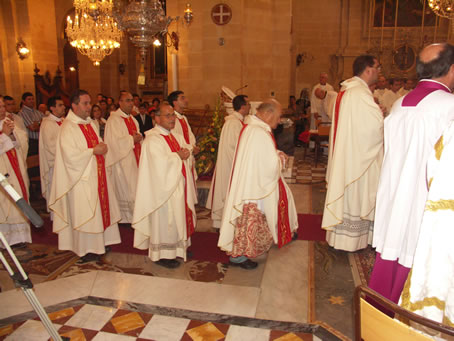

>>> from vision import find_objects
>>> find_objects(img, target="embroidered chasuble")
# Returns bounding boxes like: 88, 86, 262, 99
322, 76, 384, 252
104, 109, 141, 223
49, 110, 121, 257
132, 126, 196, 262
0, 121, 31, 246
218, 115, 298, 257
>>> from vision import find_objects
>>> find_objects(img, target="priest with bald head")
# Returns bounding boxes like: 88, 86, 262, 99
370, 43, 454, 306
132, 102, 196, 269
218, 99, 298, 270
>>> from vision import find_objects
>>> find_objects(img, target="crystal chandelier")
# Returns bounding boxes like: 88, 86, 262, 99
66, 0, 122, 65
113, 0, 193, 84
428, 0, 454, 19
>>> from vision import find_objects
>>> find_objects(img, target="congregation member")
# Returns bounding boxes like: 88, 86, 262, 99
132, 93, 141, 115
136, 102, 154, 136
104, 92, 142, 224
399, 120, 454, 334
218, 99, 298, 270
206, 95, 250, 229
4, 95, 27, 134
18, 92, 43, 157
90, 104, 106, 138
0, 96, 31, 247
379, 78, 402, 115
322, 55, 384, 252
39, 96, 65, 214
370, 43, 454, 304
49, 90, 121, 263
168, 90, 199, 202
132, 103, 196, 269
310, 72, 334, 128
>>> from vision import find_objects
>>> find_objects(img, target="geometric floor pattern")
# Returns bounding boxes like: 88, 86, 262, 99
0, 304, 322, 341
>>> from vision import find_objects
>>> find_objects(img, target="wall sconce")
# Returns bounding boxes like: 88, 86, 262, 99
69, 66, 76, 72
16, 39, 30, 60
118, 62, 126, 75
184, 3, 193, 25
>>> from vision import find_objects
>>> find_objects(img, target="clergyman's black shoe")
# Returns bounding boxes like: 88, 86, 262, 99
78, 253, 100, 264
155, 259, 180, 269
229, 259, 258, 270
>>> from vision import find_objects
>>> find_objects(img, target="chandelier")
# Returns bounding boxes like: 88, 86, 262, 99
113, 0, 193, 84
66, 0, 122, 65
428, 0, 454, 19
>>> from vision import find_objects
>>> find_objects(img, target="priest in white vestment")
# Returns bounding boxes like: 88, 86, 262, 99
132, 103, 196, 269
370, 43, 454, 305
104, 92, 142, 223
399, 121, 454, 337
0, 97, 31, 247
373, 75, 387, 103
322, 55, 384, 252
206, 95, 250, 228
310, 72, 334, 128
168, 91, 199, 204
379, 78, 402, 115
49, 90, 121, 262
39, 96, 65, 214
219, 99, 298, 270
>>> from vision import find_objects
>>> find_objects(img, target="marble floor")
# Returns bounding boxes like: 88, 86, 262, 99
0, 147, 357, 341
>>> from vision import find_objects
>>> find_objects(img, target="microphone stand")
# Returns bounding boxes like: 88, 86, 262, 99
0, 173, 66, 340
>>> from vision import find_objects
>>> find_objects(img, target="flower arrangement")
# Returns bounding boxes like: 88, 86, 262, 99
195, 98, 225, 176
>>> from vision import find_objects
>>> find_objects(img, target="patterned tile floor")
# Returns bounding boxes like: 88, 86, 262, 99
0, 303, 324, 341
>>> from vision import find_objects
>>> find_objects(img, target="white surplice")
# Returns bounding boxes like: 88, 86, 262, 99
322, 76, 384, 252
218, 115, 298, 253
49, 110, 121, 257
104, 109, 141, 223
379, 89, 401, 115
373, 80, 454, 268
310, 82, 334, 128
206, 111, 244, 228
0, 120, 31, 246
132, 126, 196, 261
171, 110, 198, 203
39, 114, 63, 207
399, 121, 454, 336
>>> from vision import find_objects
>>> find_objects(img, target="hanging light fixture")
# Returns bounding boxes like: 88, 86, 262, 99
66, 0, 122, 65
113, 0, 193, 85
428, 0, 454, 18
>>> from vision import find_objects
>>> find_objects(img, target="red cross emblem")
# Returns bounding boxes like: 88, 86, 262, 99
211, 3, 232, 26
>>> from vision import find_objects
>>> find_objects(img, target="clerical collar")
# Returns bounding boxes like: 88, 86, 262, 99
250, 114, 271, 132
118, 108, 130, 117
49, 113, 63, 122
157, 124, 170, 134
232, 111, 244, 121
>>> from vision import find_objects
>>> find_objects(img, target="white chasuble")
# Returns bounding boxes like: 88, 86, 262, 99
0, 120, 31, 246
49, 110, 121, 257
132, 126, 196, 262
39, 114, 63, 206
322, 76, 384, 252
206, 111, 244, 227
218, 115, 298, 254
399, 121, 454, 335
104, 108, 141, 223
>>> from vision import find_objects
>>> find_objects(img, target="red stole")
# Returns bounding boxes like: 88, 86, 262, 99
269, 133, 292, 248
161, 133, 195, 238
78, 124, 111, 230
122, 116, 141, 166
56, 121, 62, 126
177, 117, 191, 144
0, 132, 28, 202
332, 90, 346, 152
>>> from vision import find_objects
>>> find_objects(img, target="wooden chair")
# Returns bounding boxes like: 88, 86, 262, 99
26, 154, 41, 193
314, 122, 331, 167
354, 285, 454, 341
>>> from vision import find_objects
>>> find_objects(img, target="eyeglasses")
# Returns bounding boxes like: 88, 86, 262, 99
157, 113, 176, 118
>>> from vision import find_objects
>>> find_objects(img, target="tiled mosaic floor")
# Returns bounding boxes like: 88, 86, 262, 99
0, 302, 331, 341
287, 147, 328, 185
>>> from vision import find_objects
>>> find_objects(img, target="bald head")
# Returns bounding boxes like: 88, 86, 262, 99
416, 43, 454, 81
256, 99, 282, 129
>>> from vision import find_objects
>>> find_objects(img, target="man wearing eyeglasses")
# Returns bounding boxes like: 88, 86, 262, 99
104, 91, 143, 224
322, 55, 384, 253
132, 102, 196, 269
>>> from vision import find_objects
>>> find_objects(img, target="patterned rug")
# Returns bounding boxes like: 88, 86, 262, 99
350, 246, 376, 286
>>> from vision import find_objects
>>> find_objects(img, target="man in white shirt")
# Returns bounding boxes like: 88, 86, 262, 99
310, 72, 334, 128
379, 78, 402, 115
